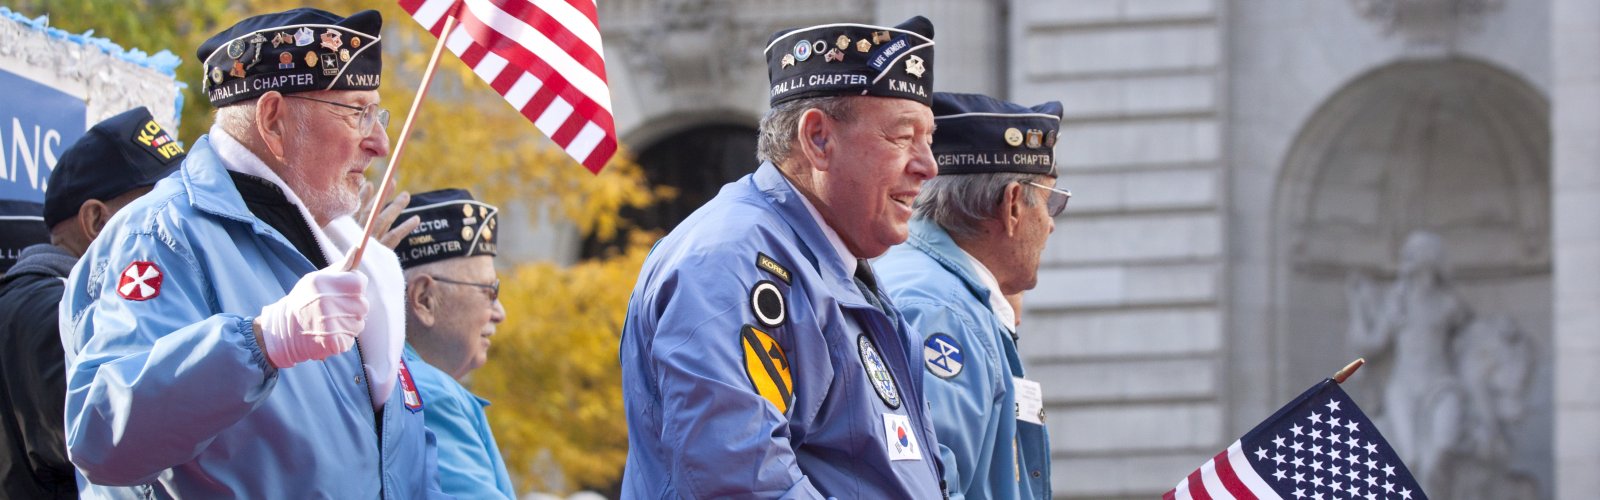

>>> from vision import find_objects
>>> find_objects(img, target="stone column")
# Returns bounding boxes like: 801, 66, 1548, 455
874, 0, 1005, 96
1552, 0, 1600, 496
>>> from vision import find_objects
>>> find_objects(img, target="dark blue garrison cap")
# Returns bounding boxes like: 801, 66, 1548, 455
765, 16, 935, 107
391, 189, 500, 269
198, 8, 383, 107
43, 107, 184, 229
931, 92, 1063, 177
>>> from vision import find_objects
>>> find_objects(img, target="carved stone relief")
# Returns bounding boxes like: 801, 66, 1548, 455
1276, 60, 1551, 499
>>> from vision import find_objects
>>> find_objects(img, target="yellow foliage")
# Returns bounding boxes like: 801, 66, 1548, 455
473, 233, 655, 493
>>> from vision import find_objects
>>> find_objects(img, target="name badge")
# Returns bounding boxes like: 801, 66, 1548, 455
1014, 377, 1045, 426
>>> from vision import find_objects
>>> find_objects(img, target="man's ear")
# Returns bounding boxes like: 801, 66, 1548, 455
1002, 182, 1024, 238
796, 108, 834, 171
256, 91, 290, 161
77, 199, 112, 242
408, 275, 438, 327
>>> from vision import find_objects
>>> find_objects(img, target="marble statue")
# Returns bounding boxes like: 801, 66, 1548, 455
1346, 231, 1536, 498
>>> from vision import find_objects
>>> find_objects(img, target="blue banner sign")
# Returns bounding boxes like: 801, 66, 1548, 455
0, 68, 86, 203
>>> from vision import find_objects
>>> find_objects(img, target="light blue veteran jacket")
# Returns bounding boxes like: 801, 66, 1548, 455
59, 136, 448, 499
877, 220, 1052, 499
619, 163, 946, 499
404, 346, 515, 499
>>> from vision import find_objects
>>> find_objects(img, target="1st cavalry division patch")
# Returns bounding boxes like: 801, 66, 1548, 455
741, 324, 794, 414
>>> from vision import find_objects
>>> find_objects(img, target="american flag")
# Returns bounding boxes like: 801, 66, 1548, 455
399, 0, 617, 173
1164, 379, 1428, 500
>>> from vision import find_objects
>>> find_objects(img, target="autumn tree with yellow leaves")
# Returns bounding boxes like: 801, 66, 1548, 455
17, 0, 658, 493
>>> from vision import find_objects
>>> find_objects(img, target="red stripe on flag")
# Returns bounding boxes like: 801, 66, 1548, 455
484, 0, 608, 77
1186, 468, 1212, 500
1212, 450, 1259, 500
454, 8, 614, 133
560, 0, 599, 27
405, 0, 618, 173
549, 108, 587, 145
398, 0, 428, 15
581, 134, 616, 173
455, 7, 606, 85
1162, 488, 1179, 500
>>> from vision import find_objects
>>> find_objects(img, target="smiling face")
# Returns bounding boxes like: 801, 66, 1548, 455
812, 97, 938, 258
279, 89, 389, 225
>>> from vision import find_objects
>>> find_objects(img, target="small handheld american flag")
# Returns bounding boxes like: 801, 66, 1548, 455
1164, 376, 1428, 500
399, 0, 617, 173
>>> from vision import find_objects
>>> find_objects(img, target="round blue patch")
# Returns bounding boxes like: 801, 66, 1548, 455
923, 333, 964, 379
857, 334, 901, 409
793, 40, 813, 62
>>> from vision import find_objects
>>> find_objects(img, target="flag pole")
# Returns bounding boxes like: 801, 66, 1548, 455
1332, 358, 1365, 384
345, 13, 459, 271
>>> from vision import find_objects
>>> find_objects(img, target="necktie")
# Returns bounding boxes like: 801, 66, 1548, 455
853, 259, 887, 314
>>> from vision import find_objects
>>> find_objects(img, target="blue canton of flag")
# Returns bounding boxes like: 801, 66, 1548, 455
1164, 379, 1427, 500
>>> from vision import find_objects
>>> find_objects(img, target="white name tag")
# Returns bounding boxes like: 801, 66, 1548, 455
1014, 377, 1045, 426
882, 412, 923, 461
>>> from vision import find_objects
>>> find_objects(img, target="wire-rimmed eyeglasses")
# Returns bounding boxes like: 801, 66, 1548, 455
286, 95, 390, 132
1024, 182, 1072, 217
429, 276, 500, 301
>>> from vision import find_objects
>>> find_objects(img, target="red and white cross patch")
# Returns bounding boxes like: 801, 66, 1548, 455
117, 261, 163, 301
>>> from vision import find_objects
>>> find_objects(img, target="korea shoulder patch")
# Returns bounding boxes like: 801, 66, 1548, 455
741, 324, 794, 414
117, 261, 163, 301
755, 252, 791, 285
923, 333, 964, 379
749, 280, 786, 328
857, 334, 901, 409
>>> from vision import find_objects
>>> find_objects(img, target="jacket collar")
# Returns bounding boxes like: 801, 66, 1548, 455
180, 135, 264, 226
905, 219, 1001, 312
1, 243, 75, 281
751, 162, 867, 304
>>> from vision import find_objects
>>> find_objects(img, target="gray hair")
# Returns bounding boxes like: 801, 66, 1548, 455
756, 96, 858, 166
914, 172, 1046, 240
214, 94, 315, 140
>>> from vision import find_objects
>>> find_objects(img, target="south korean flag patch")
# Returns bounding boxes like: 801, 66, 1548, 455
882, 412, 923, 461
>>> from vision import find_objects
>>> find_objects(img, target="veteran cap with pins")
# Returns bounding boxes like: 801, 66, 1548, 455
765, 16, 935, 107
931, 92, 1063, 176
197, 8, 383, 107
43, 106, 185, 229
391, 189, 500, 269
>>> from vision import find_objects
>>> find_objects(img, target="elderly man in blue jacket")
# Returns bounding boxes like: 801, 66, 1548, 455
59, 8, 445, 498
619, 16, 948, 499
391, 189, 516, 499
877, 92, 1071, 499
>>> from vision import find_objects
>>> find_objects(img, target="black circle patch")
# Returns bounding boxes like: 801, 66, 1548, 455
751, 280, 786, 327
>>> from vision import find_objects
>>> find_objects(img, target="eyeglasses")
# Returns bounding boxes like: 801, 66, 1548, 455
1025, 182, 1072, 217
430, 276, 500, 301
285, 95, 390, 132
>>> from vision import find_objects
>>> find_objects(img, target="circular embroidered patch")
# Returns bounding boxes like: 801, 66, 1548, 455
750, 280, 786, 328
923, 333, 964, 379
857, 334, 901, 409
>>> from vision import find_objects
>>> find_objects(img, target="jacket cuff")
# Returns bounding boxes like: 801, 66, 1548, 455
236, 315, 276, 375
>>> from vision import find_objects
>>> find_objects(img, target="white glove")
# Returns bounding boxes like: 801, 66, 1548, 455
256, 266, 369, 368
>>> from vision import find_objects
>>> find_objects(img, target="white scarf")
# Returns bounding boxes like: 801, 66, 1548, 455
210, 126, 404, 410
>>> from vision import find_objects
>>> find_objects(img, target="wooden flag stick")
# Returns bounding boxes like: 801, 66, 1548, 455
345, 14, 458, 271
1332, 358, 1366, 384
